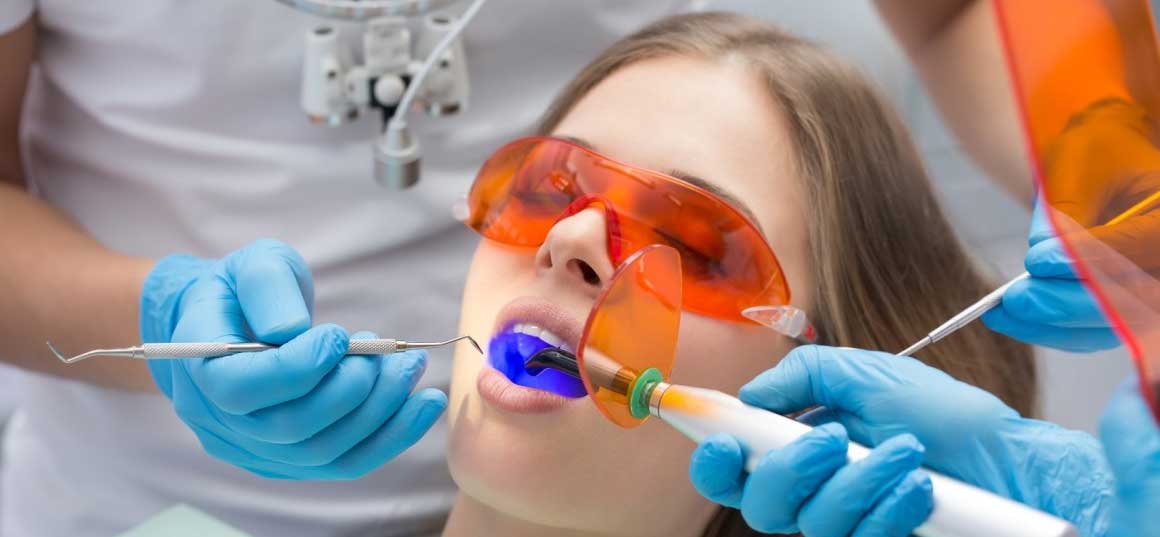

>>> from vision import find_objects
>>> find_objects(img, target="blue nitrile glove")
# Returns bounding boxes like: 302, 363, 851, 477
1101, 376, 1160, 537
690, 425, 932, 536
983, 201, 1121, 352
690, 345, 1114, 537
141, 239, 447, 480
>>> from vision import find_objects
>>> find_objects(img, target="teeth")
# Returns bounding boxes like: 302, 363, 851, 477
537, 330, 561, 348
511, 323, 572, 352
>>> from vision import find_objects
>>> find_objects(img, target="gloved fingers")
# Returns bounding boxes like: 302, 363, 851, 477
1100, 375, 1160, 480
214, 330, 392, 443
213, 353, 381, 444
737, 345, 834, 414
223, 350, 428, 466
1087, 206, 1160, 273
739, 345, 921, 414
188, 387, 445, 481
995, 275, 1109, 328
186, 324, 350, 415
1024, 237, 1078, 278
736, 423, 849, 534
689, 434, 746, 508
226, 239, 314, 344
308, 387, 448, 480
797, 434, 925, 537
850, 470, 933, 537
981, 307, 1120, 352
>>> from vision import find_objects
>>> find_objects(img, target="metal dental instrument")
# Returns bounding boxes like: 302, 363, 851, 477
897, 272, 1030, 357
898, 193, 1160, 357
48, 335, 481, 364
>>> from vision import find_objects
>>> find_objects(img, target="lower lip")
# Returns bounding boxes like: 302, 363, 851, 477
476, 367, 577, 414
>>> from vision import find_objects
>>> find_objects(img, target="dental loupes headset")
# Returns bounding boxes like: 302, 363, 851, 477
526, 245, 1078, 537
282, 0, 488, 188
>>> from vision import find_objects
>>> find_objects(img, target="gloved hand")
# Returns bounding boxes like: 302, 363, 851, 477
141, 239, 447, 480
1039, 98, 1160, 274
984, 98, 1160, 353
982, 201, 1121, 352
690, 424, 932, 536
690, 345, 1114, 537
1101, 376, 1160, 537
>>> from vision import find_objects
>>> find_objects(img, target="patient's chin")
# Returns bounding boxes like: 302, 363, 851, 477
447, 431, 584, 529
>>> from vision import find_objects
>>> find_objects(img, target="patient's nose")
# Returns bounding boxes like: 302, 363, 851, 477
535, 208, 615, 292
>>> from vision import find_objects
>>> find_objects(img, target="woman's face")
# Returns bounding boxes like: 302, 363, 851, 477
448, 56, 812, 536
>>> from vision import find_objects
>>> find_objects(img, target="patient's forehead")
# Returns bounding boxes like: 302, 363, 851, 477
549, 56, 800, 239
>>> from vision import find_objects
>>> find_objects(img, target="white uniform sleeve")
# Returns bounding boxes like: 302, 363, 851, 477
0, 0, 35, 35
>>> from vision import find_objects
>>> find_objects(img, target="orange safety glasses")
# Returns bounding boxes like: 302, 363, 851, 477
463, 136, 816, 341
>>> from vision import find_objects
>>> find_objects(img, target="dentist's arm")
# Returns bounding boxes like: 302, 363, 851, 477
0, 18, 157, 390
874, 0, 1032, 203
2, 20, 445, 478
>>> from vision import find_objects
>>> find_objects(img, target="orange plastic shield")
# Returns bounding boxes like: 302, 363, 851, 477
578, 245, 682, 428
994, 0, 1160, 419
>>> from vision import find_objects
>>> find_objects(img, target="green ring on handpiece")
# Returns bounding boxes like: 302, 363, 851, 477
628, 367, 664, 419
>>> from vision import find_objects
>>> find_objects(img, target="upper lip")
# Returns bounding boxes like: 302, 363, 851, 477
491, 296, 585, 352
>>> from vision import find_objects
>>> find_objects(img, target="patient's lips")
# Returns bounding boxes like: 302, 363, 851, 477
477, 298, 588, 412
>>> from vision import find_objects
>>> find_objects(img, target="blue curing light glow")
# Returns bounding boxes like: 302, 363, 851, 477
488, 330, 586, 398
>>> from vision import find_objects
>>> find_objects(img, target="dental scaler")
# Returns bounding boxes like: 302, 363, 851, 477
526, 348, 1077, 537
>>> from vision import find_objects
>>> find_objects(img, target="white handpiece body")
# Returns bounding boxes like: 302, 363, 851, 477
652, 384, 1077, 537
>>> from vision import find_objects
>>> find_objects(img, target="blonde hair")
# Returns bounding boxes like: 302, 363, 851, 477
537, 14, 1036, 535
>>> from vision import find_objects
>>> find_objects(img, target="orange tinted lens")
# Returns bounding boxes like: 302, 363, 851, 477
466, 137, 791, 319
996, 0, 1160, 419
578, 245, 682, 428
466, 138, 578, 246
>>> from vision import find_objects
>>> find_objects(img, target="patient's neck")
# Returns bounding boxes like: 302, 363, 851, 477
443, 494, 610, 537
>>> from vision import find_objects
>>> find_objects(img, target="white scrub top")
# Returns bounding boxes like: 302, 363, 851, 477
0, 1, 717, 536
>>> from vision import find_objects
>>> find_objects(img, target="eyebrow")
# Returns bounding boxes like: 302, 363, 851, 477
558, 136, 765, 232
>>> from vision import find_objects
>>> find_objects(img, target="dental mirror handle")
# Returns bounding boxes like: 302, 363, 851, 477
898, 272, 1030, 357
649, 383, 1078, 537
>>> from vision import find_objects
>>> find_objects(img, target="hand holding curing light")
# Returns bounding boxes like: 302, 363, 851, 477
528, 345, 1077, 537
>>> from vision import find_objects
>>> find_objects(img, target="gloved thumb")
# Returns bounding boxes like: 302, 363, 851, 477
738, 345, 893, 415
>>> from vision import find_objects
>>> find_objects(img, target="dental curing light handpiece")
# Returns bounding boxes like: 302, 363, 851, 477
899, 194, 1160, 357
48, 336, 481, 364
527, 349, 1078, 537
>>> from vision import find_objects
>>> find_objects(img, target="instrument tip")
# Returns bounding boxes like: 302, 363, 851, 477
462, 335, 482, 354
46, 341, 69, 363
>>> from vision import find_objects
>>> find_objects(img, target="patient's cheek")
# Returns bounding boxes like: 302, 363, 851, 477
670, 316, 787, 394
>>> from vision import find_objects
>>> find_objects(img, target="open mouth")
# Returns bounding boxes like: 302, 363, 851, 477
488, 322, 587, 398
